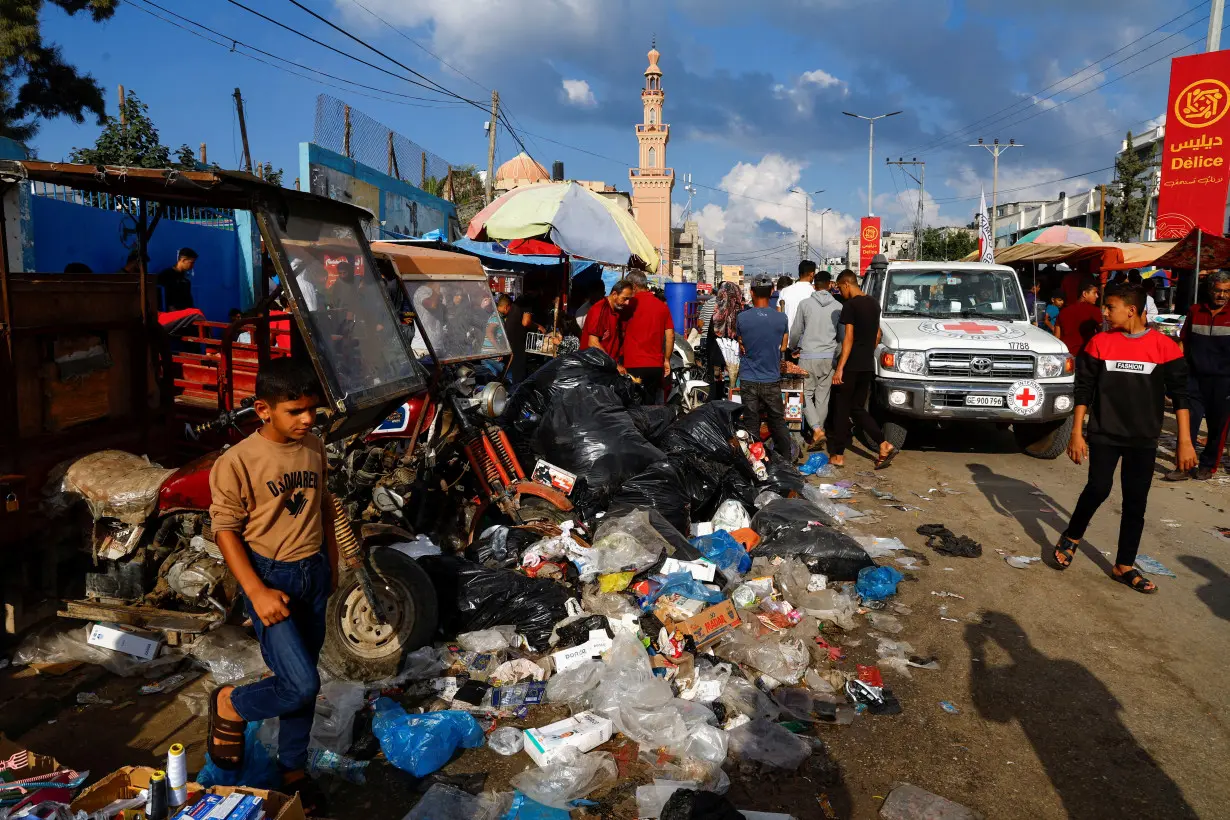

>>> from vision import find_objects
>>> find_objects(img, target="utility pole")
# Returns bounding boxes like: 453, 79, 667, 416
233, 88, 253, 173
485, 90, 500, 204
818, 207, 832, 266
844, 110, 902, 216
969, 138, 1023, 247
887, 158, 925, 258
199, 142, 207, 166
1210, 0, 1225, 51
792, 188, 824, 262
118, 85, 125, 126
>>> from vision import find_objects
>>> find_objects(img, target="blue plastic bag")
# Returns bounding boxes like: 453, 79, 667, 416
197, 721, 280, 790
856, 565, 904, 601
639, 571, 726, 610
501, 792, 573, 820
798, 452, 830, 475
691, 530, 752, 575
372, 698, 485, 777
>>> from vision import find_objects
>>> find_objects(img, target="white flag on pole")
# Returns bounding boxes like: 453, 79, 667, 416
978, 188, 994, 263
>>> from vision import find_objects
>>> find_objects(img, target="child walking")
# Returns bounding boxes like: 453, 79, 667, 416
207, 359, 338, 809
1055, 283, 1196, 593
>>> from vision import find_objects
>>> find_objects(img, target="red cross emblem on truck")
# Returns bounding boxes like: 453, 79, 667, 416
1015, 386, 1037, 407
940, 321, 1001, 335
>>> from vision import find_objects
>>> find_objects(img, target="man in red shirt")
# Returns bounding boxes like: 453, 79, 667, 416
1055, 279, 1103, 355
620, 270, 674, 402
580, 279, 633, 365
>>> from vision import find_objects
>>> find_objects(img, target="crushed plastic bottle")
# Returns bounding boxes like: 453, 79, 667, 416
487, 725, 524, 756
306, 748, 368, 785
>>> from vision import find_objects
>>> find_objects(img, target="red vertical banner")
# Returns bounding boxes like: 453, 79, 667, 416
1157, 51, 1230, 239
859, 217, 881, 274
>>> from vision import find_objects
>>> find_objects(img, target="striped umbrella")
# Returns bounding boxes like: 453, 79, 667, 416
467, 182, 660, 270
1013, 225, 1101, 246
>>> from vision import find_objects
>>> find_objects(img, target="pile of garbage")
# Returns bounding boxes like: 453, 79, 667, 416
12, 350, 953, 818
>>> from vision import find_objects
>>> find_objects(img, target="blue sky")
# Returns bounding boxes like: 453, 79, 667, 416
32, 0, 1211, 270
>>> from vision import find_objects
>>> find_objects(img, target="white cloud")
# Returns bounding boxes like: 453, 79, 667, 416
686, 154, 858, 268
772, 67, 848, 115
561, 79, 597, 107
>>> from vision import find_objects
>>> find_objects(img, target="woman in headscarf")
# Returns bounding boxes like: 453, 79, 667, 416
706, 281, 744, 400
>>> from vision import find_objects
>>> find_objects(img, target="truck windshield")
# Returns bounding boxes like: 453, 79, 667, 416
406, 278, 512, 362
882, 270, 1026, 320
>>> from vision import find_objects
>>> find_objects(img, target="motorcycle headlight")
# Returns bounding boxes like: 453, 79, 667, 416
477, 382, 507, 418
897, 351, 926, 375
1037, 354, 1070, 379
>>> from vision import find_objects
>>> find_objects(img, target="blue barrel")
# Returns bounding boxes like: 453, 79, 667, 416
665, 281, 698, 334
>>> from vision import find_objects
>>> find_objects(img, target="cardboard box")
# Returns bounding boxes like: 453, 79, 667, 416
661, 557, 717, 583
550, 630, 613, 673
522, 711, 614, 766
658, 599, 741, 650
73, 768, 303, 820
87, 622, 162, 661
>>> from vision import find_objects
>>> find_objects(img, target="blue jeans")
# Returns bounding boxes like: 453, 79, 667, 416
230, 551, 331, 770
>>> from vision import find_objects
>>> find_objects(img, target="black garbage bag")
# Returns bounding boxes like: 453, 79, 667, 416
465, 525, 540, 569
533, 383, 664, 496
503, 348, 639, 429
661, 789, 743, 820
627, 404, 679, 445
417, 555, 570, 651
760, 451, 805, 497
749, 498, 873, 580
607, 459, 691, 536
659, 401, 749, 469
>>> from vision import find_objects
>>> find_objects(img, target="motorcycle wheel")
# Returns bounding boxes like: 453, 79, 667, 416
320, 548, 438, 683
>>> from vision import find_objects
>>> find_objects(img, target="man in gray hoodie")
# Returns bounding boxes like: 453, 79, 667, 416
788, 270, 842, 450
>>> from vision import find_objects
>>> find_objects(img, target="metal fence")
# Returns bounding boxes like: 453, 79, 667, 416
27, 180, 236, 229
312, 94, 457, 191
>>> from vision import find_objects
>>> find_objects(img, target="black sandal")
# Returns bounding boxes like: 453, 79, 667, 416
874, 446, 899, 470
1053, 535, 1078, 570
1115, 568, 1158, 594
208, 687, 246, 771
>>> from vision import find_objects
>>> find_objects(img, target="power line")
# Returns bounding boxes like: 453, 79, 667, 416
909, 4, 1208, 154
930, 165, 1114, 205
129, 0, 468, 107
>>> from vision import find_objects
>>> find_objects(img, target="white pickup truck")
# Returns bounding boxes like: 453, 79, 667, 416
863, 259, 1076, 459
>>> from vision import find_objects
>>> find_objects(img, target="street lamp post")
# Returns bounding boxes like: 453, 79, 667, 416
791, 187, 825, 263
818, 207, 832, 266
843, 110, 902, 216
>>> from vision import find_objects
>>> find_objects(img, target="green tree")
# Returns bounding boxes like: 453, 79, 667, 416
916, 226, 978, 261
258, 162, 283, 186
1104, 131, 1157, 241
70, 91, 174, 167
0, 0, 119, 143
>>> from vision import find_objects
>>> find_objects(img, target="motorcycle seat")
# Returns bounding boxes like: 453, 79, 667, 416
59, 450, 176, 524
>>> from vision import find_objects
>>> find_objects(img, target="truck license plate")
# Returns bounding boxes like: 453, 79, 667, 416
965, 395, 1004, 407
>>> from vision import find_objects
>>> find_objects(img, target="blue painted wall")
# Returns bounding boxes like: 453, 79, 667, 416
300, 142, 457, 240
30, 195, 248, 322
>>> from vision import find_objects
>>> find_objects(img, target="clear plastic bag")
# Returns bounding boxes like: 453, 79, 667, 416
187, 625, 269, 684
798, 587, 859, 630
714, 627, 809, 684
710, 499, 751, 532
405, 783, 510, 820
866, 611, 904, 634
637, 780, 699, 819
371, 698, 485, 777
585, 510, 668, 577
509, 748, 618, 810
456, 625, 518, 653
545, 659, 605, 707
487, 725, 524, 756
309, 680, 365, 754
876, 637, 916, 678
726, 717, 812, 771
13, 622, 181, 678
719, 677, 781, 722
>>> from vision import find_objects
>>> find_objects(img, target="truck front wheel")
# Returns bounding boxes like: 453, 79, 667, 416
1014, 415, 1074, 460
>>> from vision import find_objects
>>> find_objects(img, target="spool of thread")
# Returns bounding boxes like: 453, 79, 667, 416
147, 770, 169, 820
166, 743, 188, 807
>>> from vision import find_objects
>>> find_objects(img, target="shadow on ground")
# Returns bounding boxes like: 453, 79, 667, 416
966, 463, 1113, 575
966, 612, 1199, 819
1177, 555, 1230, 622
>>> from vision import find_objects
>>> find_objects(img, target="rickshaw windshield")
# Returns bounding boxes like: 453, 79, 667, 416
269, 212, 420, 400
407, 278, 513, 362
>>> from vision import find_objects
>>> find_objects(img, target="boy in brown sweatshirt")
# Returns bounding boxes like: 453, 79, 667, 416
206, 359, 338, 807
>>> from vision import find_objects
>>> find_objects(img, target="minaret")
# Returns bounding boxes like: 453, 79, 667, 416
630, 39, 674, 271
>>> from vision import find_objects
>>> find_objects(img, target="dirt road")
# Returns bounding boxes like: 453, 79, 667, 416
4, 423, 1228, 819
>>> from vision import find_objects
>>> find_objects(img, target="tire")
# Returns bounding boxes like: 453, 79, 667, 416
320, 548, 438, 683
882, 419, 909, 452
1014, 415, 1074, 460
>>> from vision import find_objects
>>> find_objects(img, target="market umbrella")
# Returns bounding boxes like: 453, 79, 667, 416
467, 182, 660, 270
1013, 225, 1101, 246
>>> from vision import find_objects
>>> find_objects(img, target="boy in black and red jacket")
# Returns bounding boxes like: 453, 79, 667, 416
1054, 283, 1197, 594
